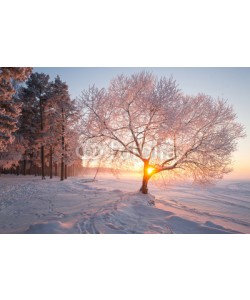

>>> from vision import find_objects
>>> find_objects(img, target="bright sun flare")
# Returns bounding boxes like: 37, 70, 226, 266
147, 167, 155, 175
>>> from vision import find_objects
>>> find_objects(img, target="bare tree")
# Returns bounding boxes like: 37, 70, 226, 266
79, 72, 245, 194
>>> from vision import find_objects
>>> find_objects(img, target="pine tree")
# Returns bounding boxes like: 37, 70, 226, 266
18, 72, 50, 179
0, 67, 32, 151
0, 134, 25, 173
49, 76, 79, 181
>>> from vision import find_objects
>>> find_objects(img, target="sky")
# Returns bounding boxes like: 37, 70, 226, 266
34, 67, 250, 179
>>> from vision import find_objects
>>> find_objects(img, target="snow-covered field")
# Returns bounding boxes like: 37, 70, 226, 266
0, 174, 249, 233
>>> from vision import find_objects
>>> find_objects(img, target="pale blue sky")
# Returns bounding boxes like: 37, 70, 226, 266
33, 67, 250, 121
34, 67, 250, 178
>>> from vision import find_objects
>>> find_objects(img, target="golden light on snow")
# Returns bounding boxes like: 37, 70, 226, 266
147, 167, 155, 175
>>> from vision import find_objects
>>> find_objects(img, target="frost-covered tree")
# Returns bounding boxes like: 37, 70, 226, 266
0, 134, 25, 174
0, 67, 32, 151
80, 72, 245, 194
49, 76, 79, 181
19, 72, 50, 179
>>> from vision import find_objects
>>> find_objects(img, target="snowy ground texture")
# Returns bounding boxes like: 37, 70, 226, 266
0, 175, 250, 234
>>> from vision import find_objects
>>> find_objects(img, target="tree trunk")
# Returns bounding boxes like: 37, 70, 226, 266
65, 164, 67, 179
93, 166, 100, 181
40, 96, 46, 180
61, 159, 64, 181
49, 145, 53, 179
140, 177, 149, 194
29, 153, 33, 175
55, 163, 57, 176
60, 108, 65, 181
41, 145, 45, 179
23, 159, 26, 175
16, 165, 20, 176
29, 162, 32, 175
140, 160, 150, 194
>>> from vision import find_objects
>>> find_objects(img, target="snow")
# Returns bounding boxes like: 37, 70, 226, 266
0, 174, 249, 233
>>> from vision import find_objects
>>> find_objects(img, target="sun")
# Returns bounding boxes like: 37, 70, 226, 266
147, 167, 155, 175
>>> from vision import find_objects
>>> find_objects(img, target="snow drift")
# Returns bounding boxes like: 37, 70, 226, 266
0, 175, 249, 233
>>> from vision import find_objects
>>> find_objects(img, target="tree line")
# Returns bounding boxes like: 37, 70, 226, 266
0, 67, 82, 180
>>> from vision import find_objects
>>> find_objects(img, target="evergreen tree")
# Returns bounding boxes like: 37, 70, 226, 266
49, 76, 79, 181
0, 67, 32, 151
19, 72, 50, 179
0, 134, 25, 174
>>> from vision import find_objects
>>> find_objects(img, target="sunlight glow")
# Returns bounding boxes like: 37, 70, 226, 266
147, 167, 155, 175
